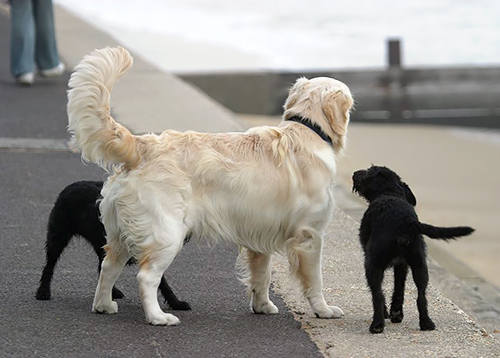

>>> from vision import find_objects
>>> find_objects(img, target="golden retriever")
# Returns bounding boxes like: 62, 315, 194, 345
67, 47, 354, 325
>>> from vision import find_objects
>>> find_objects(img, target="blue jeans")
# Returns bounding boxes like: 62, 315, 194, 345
10, 0, 60, 77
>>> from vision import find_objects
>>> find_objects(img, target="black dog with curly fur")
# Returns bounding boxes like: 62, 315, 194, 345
352, 166, 474, 334
36, 181, 191, 310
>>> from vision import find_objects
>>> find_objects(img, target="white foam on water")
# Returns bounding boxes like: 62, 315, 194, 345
55, 0, 500, 72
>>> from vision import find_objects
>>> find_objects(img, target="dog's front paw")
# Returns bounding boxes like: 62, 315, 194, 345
390, 309, 404, 323
252, 300, 279, 315
314, 305, 344, 319
93, 300, 118, 314
420, 318, 436, 331
384, 306, 389, 319
36, 287, 51, 300
169, 300, 192, 311
148, 312, 180, 326
370, 320, 385, 334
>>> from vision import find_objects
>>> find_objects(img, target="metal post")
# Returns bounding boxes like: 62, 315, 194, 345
385, 38, 406, 122
388, 39, 401, 68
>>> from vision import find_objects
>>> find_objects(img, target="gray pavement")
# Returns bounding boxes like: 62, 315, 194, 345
1, 5, 500, 358
0, 154, 321, 358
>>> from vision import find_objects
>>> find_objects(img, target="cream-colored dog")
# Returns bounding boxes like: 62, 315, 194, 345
67, 47, 354, 326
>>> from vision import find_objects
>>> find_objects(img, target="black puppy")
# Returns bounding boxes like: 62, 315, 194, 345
352, 166, 474, 334
36, 181, 191, 310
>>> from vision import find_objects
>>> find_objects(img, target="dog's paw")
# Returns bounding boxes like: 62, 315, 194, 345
169, 300, 192, 311
390, 310, 404, 323
369, 320, 385, 334
252, 300, 279, 315
314, 305, 344, 319
36, 287, 51, 300
420, 319, 436, 331
93, 300, 118, 314
384, 306, 389, 319
148, 313, 180, 326
112, 287, 125, 299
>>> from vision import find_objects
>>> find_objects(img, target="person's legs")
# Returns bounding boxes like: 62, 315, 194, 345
10, 0, 35, 78
33, 0, 60, 71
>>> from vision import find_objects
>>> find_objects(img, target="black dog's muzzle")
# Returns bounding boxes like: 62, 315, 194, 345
352, 170, 366, 192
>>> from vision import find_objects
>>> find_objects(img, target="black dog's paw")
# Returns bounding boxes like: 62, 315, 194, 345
390, 310, 404, 323
420, 319, 436, 331
369, 321, 385, 334
384, 306, 390, 319
36, 287, 51, 300
111, 287, 125, 299
170, 300, 192, 311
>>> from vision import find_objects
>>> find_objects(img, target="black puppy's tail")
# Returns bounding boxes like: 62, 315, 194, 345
417, 222, 474, 241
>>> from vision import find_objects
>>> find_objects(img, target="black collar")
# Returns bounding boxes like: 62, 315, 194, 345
286, 115, 332, 146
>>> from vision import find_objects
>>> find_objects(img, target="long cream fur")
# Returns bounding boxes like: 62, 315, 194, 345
67, 47, 354, 326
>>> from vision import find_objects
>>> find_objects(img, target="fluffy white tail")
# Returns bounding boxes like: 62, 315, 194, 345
67, 47, 140, 170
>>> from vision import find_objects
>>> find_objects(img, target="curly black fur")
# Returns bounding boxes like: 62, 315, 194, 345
352, 166, 474, 334
36, 181, 191, 310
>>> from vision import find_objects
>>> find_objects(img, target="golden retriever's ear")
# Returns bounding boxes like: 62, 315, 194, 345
283, 77, 309, 111
321, 89, 353, 136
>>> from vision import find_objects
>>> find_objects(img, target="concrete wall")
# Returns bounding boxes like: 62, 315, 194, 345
181, 67, 500, 128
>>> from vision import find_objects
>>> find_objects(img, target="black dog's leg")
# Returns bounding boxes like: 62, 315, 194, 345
92, 245, 125, 299
158, 276, 191, 310
390, 263, 408, 323
36, 230, 73, 300
366, 263, 386, 334
409, 257, 435, 331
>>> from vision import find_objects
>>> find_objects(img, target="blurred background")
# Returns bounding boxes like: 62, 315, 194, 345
53, 0, 500, 303
54, 0, 500, 71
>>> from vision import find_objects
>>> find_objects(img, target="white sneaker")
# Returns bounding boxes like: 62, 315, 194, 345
39, 63, 65, 77
16, 72, 35, 85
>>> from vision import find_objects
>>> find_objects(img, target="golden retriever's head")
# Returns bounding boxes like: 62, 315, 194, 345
283, 77, 354, 153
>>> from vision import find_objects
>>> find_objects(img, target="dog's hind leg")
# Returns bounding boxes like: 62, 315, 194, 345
137, 238, 184, 326
287, 229, 343, 319
36, 228, 73, 300
365, 262, 386, 334
92, 244, 129, 315
158, 276, 191, 311
408, 256, 435, 331
242, 249, 278, 315
390, 263, 408, 323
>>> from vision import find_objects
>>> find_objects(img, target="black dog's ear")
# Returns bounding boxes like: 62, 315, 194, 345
402, 182, 417, 206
